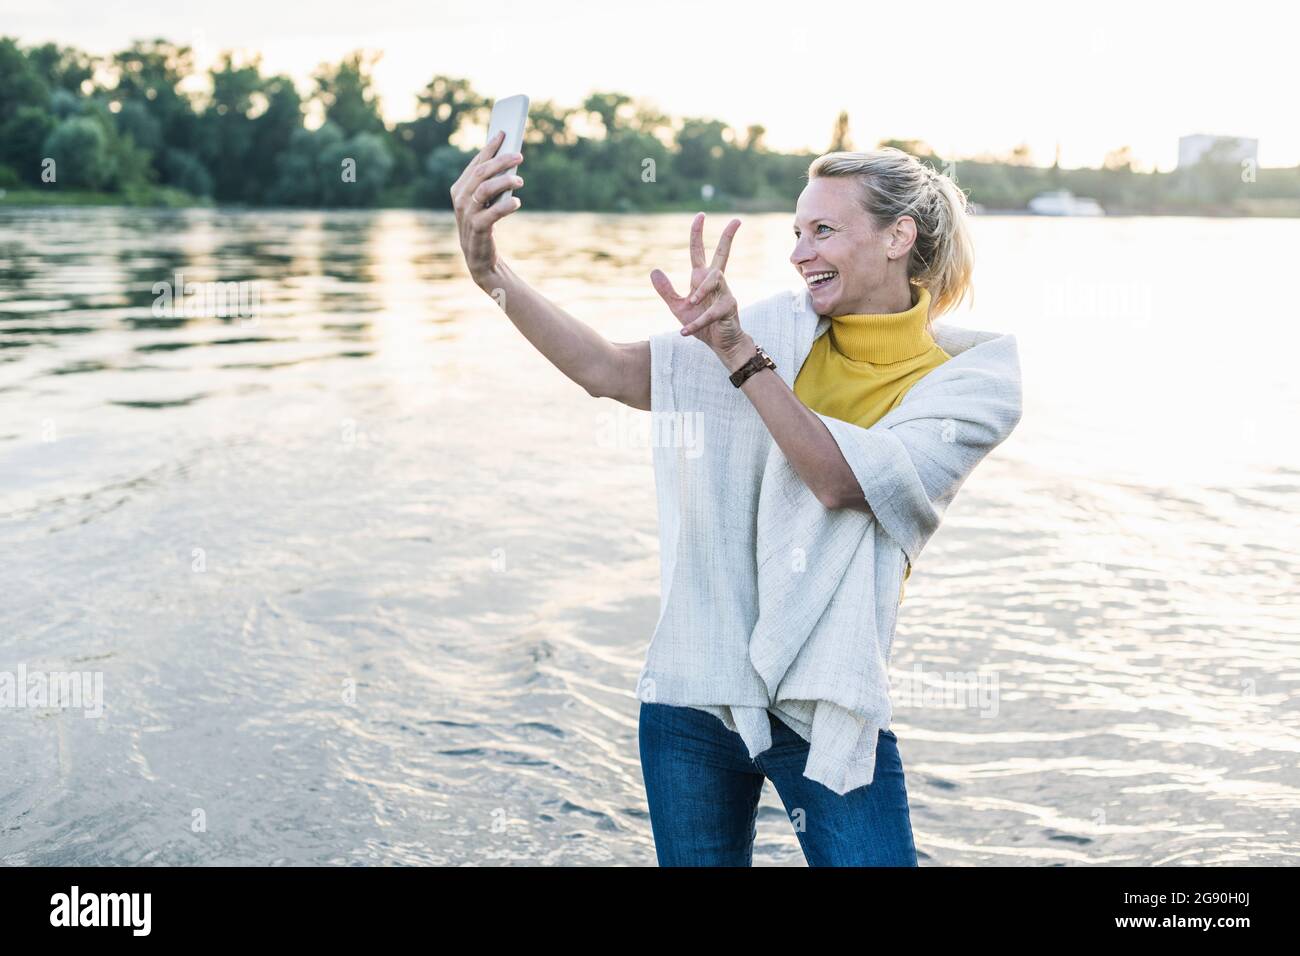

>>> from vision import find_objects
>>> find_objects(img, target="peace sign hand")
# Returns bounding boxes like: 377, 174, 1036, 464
649, 213, 749, 362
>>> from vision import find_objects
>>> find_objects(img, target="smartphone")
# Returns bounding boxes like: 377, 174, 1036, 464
485, 94, 529, 207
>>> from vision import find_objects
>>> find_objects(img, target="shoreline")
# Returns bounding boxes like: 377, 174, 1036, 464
3, 190, 1298, 219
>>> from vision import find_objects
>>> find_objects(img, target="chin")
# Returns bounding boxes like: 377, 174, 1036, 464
808, 285, 840, 316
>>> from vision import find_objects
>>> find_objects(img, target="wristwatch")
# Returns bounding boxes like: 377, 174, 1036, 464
729, 344, 777, 388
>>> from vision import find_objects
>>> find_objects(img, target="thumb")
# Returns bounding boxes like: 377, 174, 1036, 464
649, 268, 681, 305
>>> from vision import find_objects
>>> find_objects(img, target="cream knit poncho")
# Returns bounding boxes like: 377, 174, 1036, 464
634, 285, 1023, 795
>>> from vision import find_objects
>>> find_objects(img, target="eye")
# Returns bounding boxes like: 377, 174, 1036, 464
816, 224, 831, 234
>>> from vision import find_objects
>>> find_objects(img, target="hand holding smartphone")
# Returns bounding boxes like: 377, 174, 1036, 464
485, 94, 529, 207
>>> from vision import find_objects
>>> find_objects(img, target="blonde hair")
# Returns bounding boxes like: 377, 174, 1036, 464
808, 148, 974, 319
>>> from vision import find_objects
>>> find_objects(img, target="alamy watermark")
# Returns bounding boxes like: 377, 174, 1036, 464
152, 271, 264, 327
890, 662, 999, 717
0, 663, 104, 718
595, 405, 706, 458
1041, 276, 1153, 328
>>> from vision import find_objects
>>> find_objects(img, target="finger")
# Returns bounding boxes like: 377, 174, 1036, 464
453, 147, 514, 212
473, 195, 521, 227
454, 130, 505, 191
473, 170, 525, 206
681, 297, 733, 337
465, 201, 519, 263
470, 152, 523, 198
689, 212, 706, 270
688, 268, 721, 305
710, 218, 742, 273
461, 149, 523, 206
649, 268, 682, 306
483, 128, 506, 160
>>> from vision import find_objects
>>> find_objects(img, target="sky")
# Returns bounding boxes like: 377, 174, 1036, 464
2, 0, 1294, 171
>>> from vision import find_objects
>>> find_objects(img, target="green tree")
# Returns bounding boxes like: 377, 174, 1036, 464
420, 144, 470, 208
879, 138, 936, 159
674, 118, 727, 198
828, 110, 852, 152
109, 39, 205, 187
632, 102, 672, 145
398, 75, 485, 157
246, 74, 304, 203
0, 37, 50, 124
1183, 138, 1250, 206
199, 53, 266, 201
115, 100, 163, 154
268, 123, 340, 206
160, 149, 212, 196
583, 92, 632, 137
81, 99, 155, 193
43, 115, 114, 188
313, 51, 386, 138
323, 131, 394, 206
528, 99, 574, 147
0, 106, 55, 183
25, 42, 94, 95
1103, 146, 1135, 173
717, 136, 760, 199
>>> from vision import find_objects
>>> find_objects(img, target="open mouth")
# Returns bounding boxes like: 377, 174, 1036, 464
806, 270, 838, 290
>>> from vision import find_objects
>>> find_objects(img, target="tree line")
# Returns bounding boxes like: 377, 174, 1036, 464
1, 36, 1296, 214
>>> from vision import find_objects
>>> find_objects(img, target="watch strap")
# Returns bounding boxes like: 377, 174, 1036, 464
729, 345, 776, 388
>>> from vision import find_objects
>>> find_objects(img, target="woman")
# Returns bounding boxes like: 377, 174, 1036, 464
452, 133, 1016, 866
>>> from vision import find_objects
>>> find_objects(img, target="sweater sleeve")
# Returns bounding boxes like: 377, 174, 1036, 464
816, 335, 1023, 566
649, 328, 678, 414
649, 326, 709, 412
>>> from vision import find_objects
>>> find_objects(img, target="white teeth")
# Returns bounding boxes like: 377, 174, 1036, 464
806, 271, 838, 286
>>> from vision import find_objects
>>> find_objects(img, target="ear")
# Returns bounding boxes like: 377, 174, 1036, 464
886, 215, 918, 260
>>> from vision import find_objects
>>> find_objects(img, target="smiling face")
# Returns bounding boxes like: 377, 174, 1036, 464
790, 176, 916, 316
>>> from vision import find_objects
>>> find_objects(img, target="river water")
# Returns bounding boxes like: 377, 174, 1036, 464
1, 206, 1296, 865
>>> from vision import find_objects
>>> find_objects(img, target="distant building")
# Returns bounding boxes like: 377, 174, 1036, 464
1178, 134, 1258, 169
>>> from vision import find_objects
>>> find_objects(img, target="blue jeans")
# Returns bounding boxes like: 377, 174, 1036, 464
638, 700, 919, 866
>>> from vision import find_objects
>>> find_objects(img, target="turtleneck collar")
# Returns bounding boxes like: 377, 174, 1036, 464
828, 283, 936, 364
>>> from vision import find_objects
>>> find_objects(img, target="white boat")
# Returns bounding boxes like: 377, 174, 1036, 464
1027, 189, 1105, 216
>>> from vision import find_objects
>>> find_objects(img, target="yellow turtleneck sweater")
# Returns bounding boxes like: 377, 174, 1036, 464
793, 282, 951, 604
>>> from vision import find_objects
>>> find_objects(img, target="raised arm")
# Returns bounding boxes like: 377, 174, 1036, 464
450, 131, 650, 410
472, 258, 650, 409
727, 353, 873, 512
653, 213, 868, 511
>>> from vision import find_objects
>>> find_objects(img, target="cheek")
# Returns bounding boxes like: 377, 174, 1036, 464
828, 240, 865, 280
838, 241, 886, 282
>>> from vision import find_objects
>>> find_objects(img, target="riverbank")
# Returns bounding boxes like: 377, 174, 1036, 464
0, 187, 207, 208
4, 189, 1300, 218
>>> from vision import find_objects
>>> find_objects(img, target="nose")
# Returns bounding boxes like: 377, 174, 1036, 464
790, 236, 813, 268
